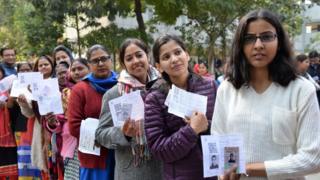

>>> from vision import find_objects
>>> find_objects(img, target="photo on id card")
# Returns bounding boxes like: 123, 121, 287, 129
224, 146, 239, 173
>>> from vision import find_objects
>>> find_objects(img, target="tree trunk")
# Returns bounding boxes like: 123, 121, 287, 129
207, 41, 215, 74
134, 0, 148, 42
221, 30, 227, 61
75, 10, 81, 58
113, 51, 116, 71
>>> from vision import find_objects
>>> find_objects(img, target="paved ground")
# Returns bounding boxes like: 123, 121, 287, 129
306, 173, 320, 180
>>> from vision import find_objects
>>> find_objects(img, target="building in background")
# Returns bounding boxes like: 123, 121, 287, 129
294, 2, 320, 53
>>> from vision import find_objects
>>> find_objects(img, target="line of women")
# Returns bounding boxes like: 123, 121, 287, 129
1, 8, 320, 180
16, 49, 92, 180
94, 9, 320, 180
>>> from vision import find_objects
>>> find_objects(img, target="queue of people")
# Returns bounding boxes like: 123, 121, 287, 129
0, 9, 320, 180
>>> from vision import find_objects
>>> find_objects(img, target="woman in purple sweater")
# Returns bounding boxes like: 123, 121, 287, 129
144, 34, 217, 180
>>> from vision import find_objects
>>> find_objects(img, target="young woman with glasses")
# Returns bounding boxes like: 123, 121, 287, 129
211, 9, 320, 179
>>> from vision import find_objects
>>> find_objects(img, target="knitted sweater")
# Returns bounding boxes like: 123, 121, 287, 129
68, 81, 109, 169
211, 77, 320, 180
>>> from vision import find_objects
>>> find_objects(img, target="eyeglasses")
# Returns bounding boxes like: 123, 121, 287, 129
243, 32, 277, 45
3, 54, 15, 57
89, 56, 111, 65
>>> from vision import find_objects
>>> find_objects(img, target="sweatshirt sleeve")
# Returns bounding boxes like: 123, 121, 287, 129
144, 91, 199, 163
265, 88, 320, 179
68, 86, 85, 139
95, 86, 130, 149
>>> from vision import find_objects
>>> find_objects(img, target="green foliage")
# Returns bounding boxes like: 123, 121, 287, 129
82, 23, 151, 71
305, 33, 320, 52
23, 3, 64, 55
82, 23, 141, 52
0, 0, 66, 58
0, 0, 312, 62
0, 0, 27, 59
147, 0, 305, 68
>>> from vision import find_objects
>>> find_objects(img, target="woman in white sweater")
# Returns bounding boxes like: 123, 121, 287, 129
211, 9, 320, 180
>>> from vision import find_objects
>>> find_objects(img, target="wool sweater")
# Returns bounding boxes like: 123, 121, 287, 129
211, 78, 320, 180
68, 81, 109, 169
145, 74, 217, 180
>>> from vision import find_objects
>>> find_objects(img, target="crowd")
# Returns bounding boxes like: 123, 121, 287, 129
0, 9, 320, 180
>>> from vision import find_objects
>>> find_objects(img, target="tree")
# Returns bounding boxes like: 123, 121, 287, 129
0, 0, 33, 60
82, 23, 148, 71
21, 0, 65, 55
32, 0, 151, 57
147, 0, 305, 71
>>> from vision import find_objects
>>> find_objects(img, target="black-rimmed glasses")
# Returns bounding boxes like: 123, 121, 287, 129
244, 32, 277, 45
89, 56, 111, 65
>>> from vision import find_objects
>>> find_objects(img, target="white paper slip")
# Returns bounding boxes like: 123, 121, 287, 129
18, 72, 43, 85
201, 134, 245, 178
36, 93, 63, 115
108, 90, 144, 127
78, 118, 101, 156
28, 78, 62, 115
0, 74, 17, 93
10, 80, 35, 100
19, 72, 43, 96
31, 78, 60, 98
167, 85, 207, 118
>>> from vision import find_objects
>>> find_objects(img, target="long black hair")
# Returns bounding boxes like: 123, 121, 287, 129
227, 9, 296, 89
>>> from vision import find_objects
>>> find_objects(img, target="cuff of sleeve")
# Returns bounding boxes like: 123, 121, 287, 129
183, 125, 199, 142
264, 160, 287, 180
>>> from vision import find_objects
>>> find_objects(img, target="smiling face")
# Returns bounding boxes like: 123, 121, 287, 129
88, 49, 112, 79
2, 49, 16, 66
123, 43, 149, 83
243, 19, 278, 72
38, 58, 53, 79
157, 40, 190, 80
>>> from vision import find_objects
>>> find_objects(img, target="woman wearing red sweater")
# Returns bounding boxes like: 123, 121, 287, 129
68, 44, 117, 180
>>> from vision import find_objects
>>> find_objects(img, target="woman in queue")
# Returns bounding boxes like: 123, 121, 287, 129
68, 45, 117, 180
95, 38, 162, 180
144, 34, 217, 179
